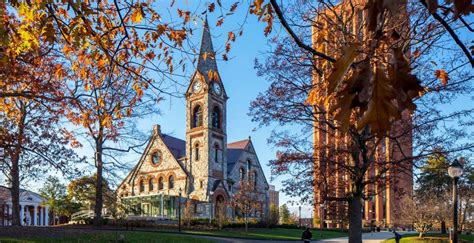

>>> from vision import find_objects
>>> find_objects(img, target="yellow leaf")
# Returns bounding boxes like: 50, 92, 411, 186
98, 97, 105, 107
131, 7, 143, 24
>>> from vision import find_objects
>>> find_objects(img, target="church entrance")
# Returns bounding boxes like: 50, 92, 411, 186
215, 195, 225, 219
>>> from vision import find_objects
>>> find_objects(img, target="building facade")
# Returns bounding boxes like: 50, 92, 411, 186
269, 185, 279, 208
311, 0, 413, 228
116, 19, 270, 220
0, 186, 50, 226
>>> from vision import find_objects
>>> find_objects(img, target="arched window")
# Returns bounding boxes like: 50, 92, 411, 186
139, 179, 145, 192
253, 171, 257, 187
158, 177, 164, 190
149, 178, 154, 191
239, 168, 245, 181
247, 160, 252, 179
194, 143, 200, 161
212, 106, 221, 129
192, 105, 203, 128
214, 143, 219, 163
169, 175, 175, 189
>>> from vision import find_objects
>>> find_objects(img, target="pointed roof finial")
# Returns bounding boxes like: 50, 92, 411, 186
196, 16, 218, 83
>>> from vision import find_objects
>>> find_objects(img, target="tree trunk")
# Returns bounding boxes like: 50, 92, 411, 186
93, 138, 103, 226
10, 106, 27, 226
348, 196, 363, 243
441, 221, 446, 234
10, 153, 21, 226
245, 213, 248, 233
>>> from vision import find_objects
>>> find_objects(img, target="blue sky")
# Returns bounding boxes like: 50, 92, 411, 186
7, 1, 471, 220
1, 1, 312, 217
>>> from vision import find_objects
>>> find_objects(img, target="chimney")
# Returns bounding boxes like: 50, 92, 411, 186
153, 124, 161, 135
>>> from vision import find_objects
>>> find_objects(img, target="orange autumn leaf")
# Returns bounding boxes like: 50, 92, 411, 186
435, 69, 449, 86
358, 68, 400, 136
326, 43, 359, 95
131, 7, 143, 23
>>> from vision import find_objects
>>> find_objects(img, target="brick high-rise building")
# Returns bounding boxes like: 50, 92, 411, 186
311, 1, 413, 228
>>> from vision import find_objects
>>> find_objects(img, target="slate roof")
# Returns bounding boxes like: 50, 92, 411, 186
196, 18, 218, 83
226, 139, 250, 172
162, 134, 186, 160
159, 135, 250, 174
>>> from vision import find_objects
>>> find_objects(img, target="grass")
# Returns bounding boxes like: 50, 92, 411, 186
0, 231, 215, 243
383, 233, 474, 243
183, 227, 348, 240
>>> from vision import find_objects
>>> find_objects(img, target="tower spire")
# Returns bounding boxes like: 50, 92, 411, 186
196, 16, 218, 82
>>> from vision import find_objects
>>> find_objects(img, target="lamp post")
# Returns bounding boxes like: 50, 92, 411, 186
209, 191, 214, 224
299, 206, 302, 228
178, 188, 182, 233
320, 203, 325, 237
448, 158, 463, 243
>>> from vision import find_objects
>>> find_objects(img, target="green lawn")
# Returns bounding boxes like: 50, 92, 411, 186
184, 228, 348, 240
0, 232, 215, 243
383, 233, 474, 243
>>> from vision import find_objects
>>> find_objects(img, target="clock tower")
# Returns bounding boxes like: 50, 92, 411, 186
185, 18, 228, 201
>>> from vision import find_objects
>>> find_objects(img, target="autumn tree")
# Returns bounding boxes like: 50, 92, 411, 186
266, 203, 279, 226
248, 0, 474, 242
39, 176, 82, 224
67, 174, 114, 212
1, 1, 87, 226
399, 195, 438, 238
417, 152, 474, 233
0, 97, 81, 226
230, 180, 262, 233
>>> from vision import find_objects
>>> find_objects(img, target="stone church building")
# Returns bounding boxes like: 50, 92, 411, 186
117, 20, 270, 220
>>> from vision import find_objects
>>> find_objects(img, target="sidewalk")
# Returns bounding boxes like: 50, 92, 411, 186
316, 231, 414, 243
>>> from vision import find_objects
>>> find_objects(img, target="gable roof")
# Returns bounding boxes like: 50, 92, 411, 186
118, 132, 188, 191
226, 139, 250, 172
0, 186, 45, 202
162, 134, 186, 160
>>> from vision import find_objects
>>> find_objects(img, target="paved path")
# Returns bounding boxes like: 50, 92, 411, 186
194, 231, 415, 243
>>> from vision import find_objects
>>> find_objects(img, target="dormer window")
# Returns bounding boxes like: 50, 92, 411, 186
192, 105, 203, 128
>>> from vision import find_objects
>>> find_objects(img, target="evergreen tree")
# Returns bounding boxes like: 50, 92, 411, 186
279, 204, 291, 224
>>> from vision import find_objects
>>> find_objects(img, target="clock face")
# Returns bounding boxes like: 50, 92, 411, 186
212, 82, 221, 95
192, 81, 202, 93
